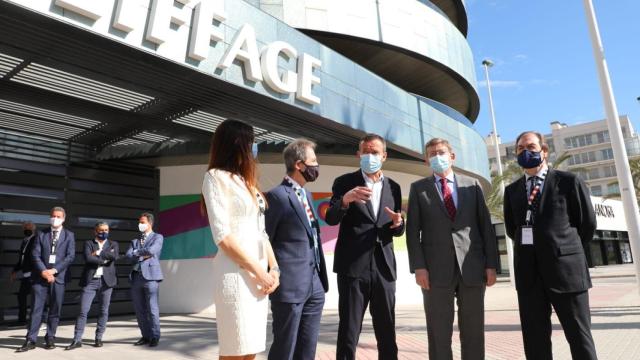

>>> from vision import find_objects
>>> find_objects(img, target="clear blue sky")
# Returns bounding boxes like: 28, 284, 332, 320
466, 0, 640, 143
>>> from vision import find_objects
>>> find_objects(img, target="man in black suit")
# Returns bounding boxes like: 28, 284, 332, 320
325, 133, 405, 360
265, 139, 329, 360
17, 206, 75, 352
66, 222, 119, 350
503, 131, 598, 360
11, 222, 38, 325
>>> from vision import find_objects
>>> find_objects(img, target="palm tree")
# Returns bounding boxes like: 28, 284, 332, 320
485, 152, 573, 221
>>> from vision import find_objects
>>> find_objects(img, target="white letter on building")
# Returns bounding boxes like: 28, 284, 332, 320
218, 24, 263, 82
188, 0, 226, 61
296, 53, 322, 105
113, 0, 138, 32
261, 41, 298, 94
54, 0, 102, 20
146, 0, 192, 44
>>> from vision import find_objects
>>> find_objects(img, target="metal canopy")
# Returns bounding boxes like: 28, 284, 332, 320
0, 1, 393, 164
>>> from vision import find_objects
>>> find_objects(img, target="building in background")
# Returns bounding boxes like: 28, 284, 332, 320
486, 115, 640, 197
486, 116, 639, 272
0, 0, 489, 320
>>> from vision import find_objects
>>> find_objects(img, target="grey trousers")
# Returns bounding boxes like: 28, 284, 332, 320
422, 269, 486, 360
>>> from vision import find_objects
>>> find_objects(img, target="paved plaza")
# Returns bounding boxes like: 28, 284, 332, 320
1, 264, 639, 359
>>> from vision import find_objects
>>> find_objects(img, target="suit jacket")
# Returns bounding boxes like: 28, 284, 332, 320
265, 180, 329, 303
125, 232, 164, 281
14, 234, 37, 274
325, 170, 405, 280
406, 174, 498, 287
504, 169, 596, 293
80, 239, 119, 288
31, 228, 75, 285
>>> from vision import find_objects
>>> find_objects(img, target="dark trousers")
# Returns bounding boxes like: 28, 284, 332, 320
422, 267, 486, 360
73, 278, 114, 341
26, 281, 65, 342
131, 271, 160, 339
269, 270, 325, 360
517, 276, 597, 360
17, 278, 31, 322
336, 246, 397, 360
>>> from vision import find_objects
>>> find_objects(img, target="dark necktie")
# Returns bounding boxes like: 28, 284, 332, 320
528, 176, 542, 221
140, 233, 147, 246
295, 187, 321, 271
440, 177, 457, 221
51, 230, 59, 251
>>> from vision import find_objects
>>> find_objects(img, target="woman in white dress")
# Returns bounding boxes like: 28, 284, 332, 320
201, 119, 280, 360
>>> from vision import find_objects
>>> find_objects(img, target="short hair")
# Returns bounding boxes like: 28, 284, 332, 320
23, 221, 36, 230
283, 138, 317, 174
50, 206, 66, 218
94, 221, 109, 230
515, 131, 549, 151
140, 212, 154, 224
425, 138, 453, 153
359, 133, 386, 152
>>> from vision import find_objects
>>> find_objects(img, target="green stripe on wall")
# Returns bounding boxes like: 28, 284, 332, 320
160, 227, 218, 260
160, 194, 200, 211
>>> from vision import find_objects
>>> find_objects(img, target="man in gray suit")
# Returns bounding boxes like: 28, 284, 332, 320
126, 212, 163, 347
406, 138, 498, 360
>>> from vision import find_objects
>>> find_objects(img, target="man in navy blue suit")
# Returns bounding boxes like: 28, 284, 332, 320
17, 207, 75, 352
265, 139, 329, 360
126, 212, 164, 347
66, 221, 119, 350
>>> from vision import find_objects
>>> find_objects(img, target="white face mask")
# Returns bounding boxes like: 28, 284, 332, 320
50, 217, 64, 228
138, 223, 149, 232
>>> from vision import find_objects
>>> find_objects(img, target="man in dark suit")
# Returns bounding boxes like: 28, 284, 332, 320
66, 221, 119, 350
11, 222, 38, 325
126, 212, 164, 347
17, 207, 75, 352
406, 138, 498, 360
265, 138, 329, 360
325, 133, 405, 360
503, 131, 598, 360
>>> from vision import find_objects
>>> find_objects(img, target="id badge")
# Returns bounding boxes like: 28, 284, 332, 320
521, 226, 534, 245
48, 254, 57, 264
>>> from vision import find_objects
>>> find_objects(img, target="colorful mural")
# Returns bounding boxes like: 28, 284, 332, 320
158, 192, 338, 260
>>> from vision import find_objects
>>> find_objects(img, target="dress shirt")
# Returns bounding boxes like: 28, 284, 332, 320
434, 172, 458, 208
525, 164, 549, 196
362, 170, 384, 218
94, 239, 106, 277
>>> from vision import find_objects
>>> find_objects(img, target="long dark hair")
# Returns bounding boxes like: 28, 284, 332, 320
201, 119, 259, 216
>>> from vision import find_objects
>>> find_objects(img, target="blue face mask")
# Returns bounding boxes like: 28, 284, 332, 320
251, 142, 258, 159
517, 150, 543, 169
429, 155, 451, 174
360, 154, 382, 174
97, 232, 108, 241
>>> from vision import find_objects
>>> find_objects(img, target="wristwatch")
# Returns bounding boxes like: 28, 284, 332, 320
271, 266, 281, 274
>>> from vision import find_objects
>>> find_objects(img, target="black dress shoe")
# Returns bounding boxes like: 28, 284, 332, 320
148, 338, 159, 347
65, 341, 82, 350
94, 339, 103, 347
134, 337, 149, 346
16, 341, 36, 352
44, 338, 56, 350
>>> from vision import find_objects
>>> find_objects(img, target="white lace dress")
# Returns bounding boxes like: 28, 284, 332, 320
202, 169, 269, 356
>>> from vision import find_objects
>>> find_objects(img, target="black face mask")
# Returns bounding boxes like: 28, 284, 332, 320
300, 163, 320, 182
24, 229, 33, 237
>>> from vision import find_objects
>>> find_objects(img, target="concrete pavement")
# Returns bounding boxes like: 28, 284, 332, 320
1, 264, 638, 359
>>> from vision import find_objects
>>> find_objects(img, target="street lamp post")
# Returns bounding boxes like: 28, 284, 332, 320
482, 59, 515, 286
583, 0, 640, 293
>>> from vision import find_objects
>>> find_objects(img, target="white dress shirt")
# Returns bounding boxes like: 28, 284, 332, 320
434, 172, 458, 208
94, 239, 106, 277
362, 171, 384, 218
525, 164, 549, 196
